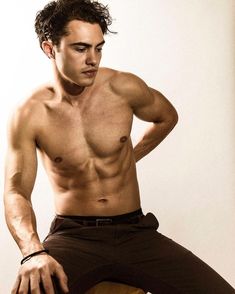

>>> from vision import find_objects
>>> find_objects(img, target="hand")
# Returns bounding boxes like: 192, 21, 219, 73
11, 254, 69, 294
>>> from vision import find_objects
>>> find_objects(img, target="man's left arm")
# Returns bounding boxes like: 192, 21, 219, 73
112, 71, 178, 162
131, 80, 178, 162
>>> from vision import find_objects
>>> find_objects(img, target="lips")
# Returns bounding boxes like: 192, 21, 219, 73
82, 69, 97, 78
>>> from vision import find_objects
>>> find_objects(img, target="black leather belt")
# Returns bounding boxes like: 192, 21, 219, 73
81, 215, 142, 226
57, 209, 143, 227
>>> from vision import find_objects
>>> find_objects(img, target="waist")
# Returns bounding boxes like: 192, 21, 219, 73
56, 208, 143, 226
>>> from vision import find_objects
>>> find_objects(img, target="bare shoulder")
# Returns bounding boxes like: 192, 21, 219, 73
12, 84, 53, 119
8, 84, 54, 140
99, 68, 152, 107
100, 68, 146, 91
99, 68, 178, 123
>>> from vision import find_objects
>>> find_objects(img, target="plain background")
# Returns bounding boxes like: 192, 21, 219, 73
0, 0, 234, 292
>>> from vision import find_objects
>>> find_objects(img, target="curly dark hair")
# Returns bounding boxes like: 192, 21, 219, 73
35, 0, 113, 49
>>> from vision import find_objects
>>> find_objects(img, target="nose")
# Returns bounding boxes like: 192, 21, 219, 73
86, 50, 97, 66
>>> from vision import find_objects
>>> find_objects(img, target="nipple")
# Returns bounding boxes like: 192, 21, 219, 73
120, 136, 128, 143
54, 157, 63, 163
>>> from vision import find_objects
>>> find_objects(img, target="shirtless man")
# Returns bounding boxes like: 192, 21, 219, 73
4, 1, 235, 294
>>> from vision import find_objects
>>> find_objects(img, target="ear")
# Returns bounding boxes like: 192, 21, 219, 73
42, 41, 55, 59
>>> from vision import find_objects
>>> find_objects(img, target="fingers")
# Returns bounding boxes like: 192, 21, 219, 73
12, 276, 29, 294
40, 270, 55, 294
54, 265, 69, 293
11, 277, 20, 294
29, 273, 42, 294
12, 272, 56, 294
12, 256, 68, 294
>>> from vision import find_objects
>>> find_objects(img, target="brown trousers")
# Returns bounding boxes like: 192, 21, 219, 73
43, 210, 235, 294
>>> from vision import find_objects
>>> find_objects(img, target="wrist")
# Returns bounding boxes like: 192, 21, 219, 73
21, 240, 45, 257
21, 249, 49, 265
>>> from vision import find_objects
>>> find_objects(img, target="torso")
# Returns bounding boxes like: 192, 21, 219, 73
33, 68, 141, 216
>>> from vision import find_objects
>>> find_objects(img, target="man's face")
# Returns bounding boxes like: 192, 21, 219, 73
54, 20, 105, 87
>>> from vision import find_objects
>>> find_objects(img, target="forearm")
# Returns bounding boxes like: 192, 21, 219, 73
134, 119, 177, 162
4, 193, 44, 257
4, 193, 69, 294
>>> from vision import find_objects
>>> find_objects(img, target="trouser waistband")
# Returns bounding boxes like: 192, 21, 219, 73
56, 208, 143, 226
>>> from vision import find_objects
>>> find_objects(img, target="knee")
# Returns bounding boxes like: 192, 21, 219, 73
85, 281, 146, 294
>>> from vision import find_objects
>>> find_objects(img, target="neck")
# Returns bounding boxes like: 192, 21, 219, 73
52, 63, 90, 105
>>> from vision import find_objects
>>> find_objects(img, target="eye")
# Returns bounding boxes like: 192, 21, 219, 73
75, 47, 87, 53
96, 47, 103, 53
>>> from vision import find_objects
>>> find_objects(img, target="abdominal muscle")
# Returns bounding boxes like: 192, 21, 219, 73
43, 144, 141, 216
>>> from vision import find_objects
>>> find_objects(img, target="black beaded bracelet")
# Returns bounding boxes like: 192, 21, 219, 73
21, 249, 49, 265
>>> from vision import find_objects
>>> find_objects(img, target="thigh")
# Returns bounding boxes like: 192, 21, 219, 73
118, 213, 235, 294
42, 219, 116, 293
139, 234, 234, 293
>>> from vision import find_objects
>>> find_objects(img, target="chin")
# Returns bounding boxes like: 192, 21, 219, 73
76, 81, 94, 88
76, 78, 96, 87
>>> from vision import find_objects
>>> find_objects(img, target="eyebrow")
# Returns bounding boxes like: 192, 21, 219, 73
70, 40, 105, 47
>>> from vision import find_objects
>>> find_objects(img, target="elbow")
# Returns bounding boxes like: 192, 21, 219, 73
167, 107, 179, 129
153, 105, 179, 130
172, 108, 179, 126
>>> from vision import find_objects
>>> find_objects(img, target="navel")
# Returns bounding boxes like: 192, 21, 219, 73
98, 198, 108, 203
54, 157, 63, 163
120, 136, 128, 143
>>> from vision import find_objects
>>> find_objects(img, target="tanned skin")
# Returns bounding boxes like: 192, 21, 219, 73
4, 20, 178, 294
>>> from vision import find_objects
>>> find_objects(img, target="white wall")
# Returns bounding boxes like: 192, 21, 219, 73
1, 1, 234, 292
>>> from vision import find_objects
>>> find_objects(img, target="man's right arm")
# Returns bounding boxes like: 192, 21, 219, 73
4, 106, 42, 256
4, 104, 68, 294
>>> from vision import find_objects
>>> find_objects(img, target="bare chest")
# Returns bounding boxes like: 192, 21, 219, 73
37, 94, 133, 166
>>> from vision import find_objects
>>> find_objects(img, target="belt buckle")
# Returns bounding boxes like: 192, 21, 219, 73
96, 218, 113, 226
